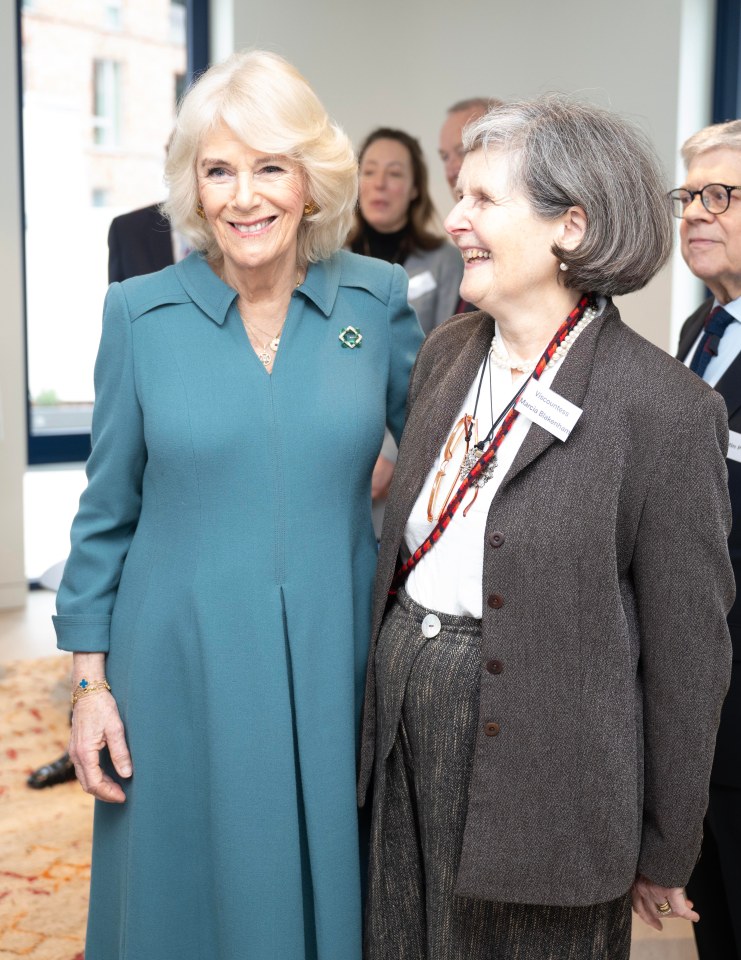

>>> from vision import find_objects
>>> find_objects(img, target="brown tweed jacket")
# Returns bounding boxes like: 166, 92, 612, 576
358, 301, 734, 906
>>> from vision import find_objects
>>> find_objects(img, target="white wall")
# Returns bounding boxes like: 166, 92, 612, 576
222, 0, 716, 350
0, 1, 28, 609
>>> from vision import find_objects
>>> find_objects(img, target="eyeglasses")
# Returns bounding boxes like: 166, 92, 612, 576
668, 183, 741, 218
427, 415, 477, 522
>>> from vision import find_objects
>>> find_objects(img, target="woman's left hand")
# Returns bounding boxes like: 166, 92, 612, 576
630, 873, 699, 931
371, 454, 395, 502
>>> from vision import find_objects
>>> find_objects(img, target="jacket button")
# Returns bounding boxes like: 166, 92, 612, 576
488, 531, 505, 548
421, 614, 441, 638
487, 593, 504, 609
486, 659, 504, 674
484, 721, 501, 737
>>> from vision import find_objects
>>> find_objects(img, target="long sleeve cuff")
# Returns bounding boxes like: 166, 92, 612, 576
53, 615, 111, 653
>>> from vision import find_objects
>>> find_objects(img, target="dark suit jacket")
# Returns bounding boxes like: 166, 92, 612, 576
679, 298, 741, 788
107, 203, 174, 284
359, 302, 734, 905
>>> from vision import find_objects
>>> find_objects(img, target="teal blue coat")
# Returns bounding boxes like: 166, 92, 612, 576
53, 250, 423, 960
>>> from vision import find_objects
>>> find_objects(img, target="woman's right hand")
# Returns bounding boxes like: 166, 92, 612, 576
69, 688, 132, 804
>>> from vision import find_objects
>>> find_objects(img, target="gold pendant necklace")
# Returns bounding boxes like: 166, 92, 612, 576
237, 311, 285, 367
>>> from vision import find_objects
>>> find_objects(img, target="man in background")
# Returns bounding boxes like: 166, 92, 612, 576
438, 97, 502, 198
674, 119, 741, 960
439, 97, 502, 313
107, 202, 178, 283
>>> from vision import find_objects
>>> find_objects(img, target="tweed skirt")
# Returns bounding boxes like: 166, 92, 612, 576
365, 589, 632, 960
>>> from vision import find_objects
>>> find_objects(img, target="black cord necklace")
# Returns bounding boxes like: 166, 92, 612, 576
462, 349, 533, 482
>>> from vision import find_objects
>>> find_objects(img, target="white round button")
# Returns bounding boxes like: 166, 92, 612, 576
421, 613, 441, 638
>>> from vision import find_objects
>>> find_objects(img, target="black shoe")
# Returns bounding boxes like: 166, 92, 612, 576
27, 752, 76, 789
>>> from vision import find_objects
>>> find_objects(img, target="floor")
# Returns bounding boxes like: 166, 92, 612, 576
0, 468, 700, 958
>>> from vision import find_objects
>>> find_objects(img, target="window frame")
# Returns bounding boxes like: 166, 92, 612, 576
713, 0, 741, 123
20, 0, 210, 465
92, 58, 123, 148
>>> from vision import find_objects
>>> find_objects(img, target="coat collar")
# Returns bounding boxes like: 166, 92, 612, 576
174, 251, 341, 325
500, 298, 612, 496
174, 252, 236, 325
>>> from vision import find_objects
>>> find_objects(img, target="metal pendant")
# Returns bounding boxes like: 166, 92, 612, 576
460, 447, 497, 487
471, 459, 497, 488
270, 338, 280, 352
257, 351, 272, 366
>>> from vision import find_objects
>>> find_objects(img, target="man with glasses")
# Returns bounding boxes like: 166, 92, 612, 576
673, 120, 741, 960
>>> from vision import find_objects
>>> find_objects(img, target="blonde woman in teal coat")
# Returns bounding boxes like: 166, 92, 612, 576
53, 51, 422, 960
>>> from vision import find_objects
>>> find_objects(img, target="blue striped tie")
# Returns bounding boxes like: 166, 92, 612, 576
689, 306, 734, 379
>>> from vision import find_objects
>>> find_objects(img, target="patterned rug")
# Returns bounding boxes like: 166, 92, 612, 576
0, 656, 91, 960
0, 658, 696, 960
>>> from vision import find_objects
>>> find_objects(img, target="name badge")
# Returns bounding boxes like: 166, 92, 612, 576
407, 270, 437, 300
515, 381, 583, 441
727, 430, 741, 463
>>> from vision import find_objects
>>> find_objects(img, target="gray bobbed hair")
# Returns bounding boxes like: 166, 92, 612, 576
681, 119, 741, 166
463, 95, 673, 297
163, 50, 357, 266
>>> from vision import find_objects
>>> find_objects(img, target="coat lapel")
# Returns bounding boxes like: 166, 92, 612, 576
373, 313, 494, 621
677, 299, 711, 362
388, 312, 495, 529
495, 301, 613, 497
714, 349, 741, 421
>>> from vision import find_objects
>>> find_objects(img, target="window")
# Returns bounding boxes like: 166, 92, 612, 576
92, 59, 121, 147
170, 0, 186, 45
713, 0, 741, 122
103, 0, 123, 30
175, 71, 187, 106
20, 0, 209, 465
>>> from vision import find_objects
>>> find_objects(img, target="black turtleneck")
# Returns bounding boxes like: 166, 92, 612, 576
350, 221, 411, 265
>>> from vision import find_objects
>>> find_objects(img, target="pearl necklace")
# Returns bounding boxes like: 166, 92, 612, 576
489, 303, 599, 375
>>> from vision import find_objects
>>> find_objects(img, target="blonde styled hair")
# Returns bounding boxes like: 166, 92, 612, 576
164, 50, 357, 265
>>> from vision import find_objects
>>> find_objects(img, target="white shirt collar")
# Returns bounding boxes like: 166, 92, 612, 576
714, 295, 741, 323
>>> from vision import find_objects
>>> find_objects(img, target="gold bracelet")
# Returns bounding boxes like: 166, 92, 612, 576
71, 678, 111, 706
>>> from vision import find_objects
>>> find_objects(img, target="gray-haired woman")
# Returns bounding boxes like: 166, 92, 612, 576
358, 95, 734, 959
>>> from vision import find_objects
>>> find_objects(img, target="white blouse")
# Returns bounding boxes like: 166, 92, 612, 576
403, 337, 564, 618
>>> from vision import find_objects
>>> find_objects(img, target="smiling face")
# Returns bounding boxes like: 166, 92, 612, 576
358, 137, 418, 234
680, 147, 741, 304
196, 122, 307, 278
445, 149, 566, 316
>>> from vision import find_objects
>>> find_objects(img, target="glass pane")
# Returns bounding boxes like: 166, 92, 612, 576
21, 0, 187, 440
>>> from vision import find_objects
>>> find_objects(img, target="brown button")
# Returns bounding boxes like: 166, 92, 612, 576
486, 659, 504, 675
484, 721, 501, 737
487, 593, 504, 609
488, 531, 505, 548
